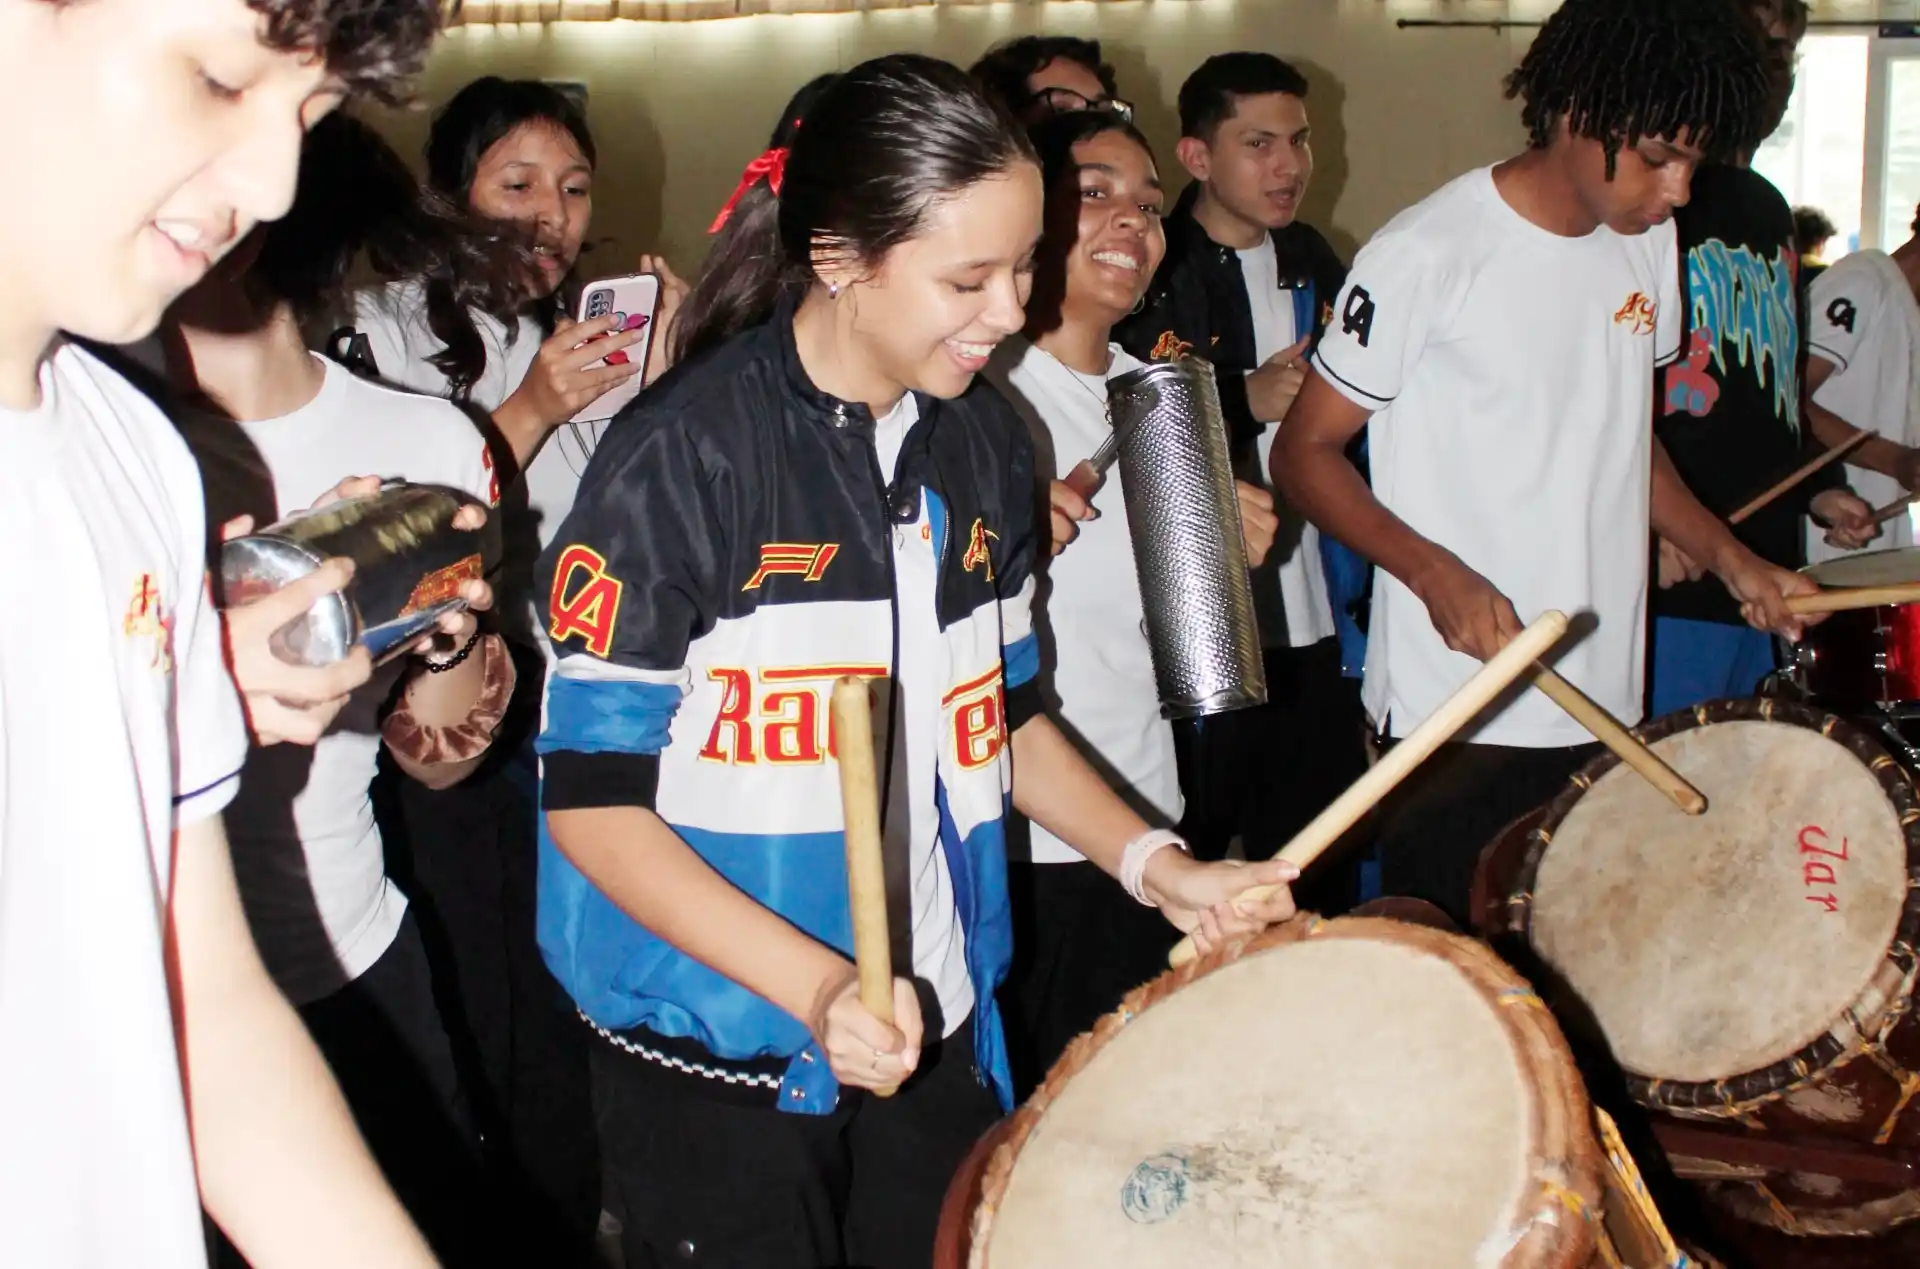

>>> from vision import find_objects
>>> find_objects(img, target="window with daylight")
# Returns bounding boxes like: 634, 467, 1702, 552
1752, 30, 1920, 258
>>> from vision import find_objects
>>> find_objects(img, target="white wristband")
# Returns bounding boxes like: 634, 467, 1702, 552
1119, 829, 1189, 906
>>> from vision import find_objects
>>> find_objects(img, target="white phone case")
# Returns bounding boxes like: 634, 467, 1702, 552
568, 273, 661, 425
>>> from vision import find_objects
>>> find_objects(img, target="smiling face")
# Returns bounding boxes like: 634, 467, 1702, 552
830, 162, 1046, 401
1566, 127, 1703, 234
1058, 130, 1166, 330
1180, 91, 1313, 238
0, 0, 342, 364
465, 119, 594, 298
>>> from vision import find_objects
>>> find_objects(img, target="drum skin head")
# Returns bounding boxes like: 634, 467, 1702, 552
1802, 547, 1920, 589
1530, 720, 1908, 1083
982, 933, 1545, 1268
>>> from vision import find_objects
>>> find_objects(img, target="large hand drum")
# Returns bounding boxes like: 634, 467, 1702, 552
1479, 698, 1920, 1236
959, 917, 1608, 1268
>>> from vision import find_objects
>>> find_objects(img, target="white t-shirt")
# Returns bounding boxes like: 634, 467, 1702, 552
346, 279, 582, 640
870, 394, 975, 1034
1239, 236, 1337, 649
985, 339, 1183, 865
179, 357, 494, 1004
1314, 167, 1682, 747
0, 343, 248, 1269
1806, 250, 1920, 563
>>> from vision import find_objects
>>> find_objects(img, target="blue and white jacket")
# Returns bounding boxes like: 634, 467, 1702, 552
534, 301, 1039, 1116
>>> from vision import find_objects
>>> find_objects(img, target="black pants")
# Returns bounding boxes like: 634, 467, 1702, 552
592, 1018, 1000, 1269
1371, 738, 1601, 928
212, 916, 485, 1267
1002, 859, 1177, 1099
1174, 638, 1371, 911
375, 639, 600, 1266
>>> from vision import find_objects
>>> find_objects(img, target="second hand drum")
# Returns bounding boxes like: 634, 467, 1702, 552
1479, 697, 1920, 1238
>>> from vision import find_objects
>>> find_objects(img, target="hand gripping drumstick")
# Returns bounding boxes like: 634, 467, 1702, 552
1788, 583, 1920, 616
1167, 610, 1573, 967
1727, 431, 1870, 526
1867, 492, 1917, 530
1530, 668, 1705, 815
830, 677, 898, 1098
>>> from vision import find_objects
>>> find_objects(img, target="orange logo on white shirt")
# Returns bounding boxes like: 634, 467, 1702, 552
1613, 292, 1657, 335
123, 573, 173, 673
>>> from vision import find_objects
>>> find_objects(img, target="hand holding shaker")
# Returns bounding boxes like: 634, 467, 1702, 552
221, 481, 500, 667
1108, 358, 1268, 718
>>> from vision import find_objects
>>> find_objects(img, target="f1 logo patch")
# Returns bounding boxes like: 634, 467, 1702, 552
548, 545, 623, 658
1827, 297, 1858, 334
742, 543, 839, 591
1341, 287, 1376, 347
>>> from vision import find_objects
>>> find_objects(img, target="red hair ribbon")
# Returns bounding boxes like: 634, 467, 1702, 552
707, 146, 790, 235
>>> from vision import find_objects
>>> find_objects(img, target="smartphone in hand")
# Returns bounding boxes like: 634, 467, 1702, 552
570, 272, 661, 425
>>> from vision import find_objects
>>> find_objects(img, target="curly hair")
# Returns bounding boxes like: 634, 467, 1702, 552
969, 36, 1116, 117
249, 0, 448, 104
1504, 0, 1772, 175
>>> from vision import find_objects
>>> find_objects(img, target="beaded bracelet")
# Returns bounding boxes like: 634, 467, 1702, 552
423, 627, 482, 673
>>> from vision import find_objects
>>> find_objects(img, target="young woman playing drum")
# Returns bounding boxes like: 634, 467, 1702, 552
533, 57, 1297, 1269
983, 110, 1281, 1093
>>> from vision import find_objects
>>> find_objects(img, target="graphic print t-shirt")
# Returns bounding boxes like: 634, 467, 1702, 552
1655, 165, 1824, 623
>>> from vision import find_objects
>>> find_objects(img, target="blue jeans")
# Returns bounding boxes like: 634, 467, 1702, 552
1647, 616, 1779, 719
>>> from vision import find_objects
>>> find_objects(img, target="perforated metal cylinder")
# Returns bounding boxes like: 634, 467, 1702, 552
1109, 359, 1268, 719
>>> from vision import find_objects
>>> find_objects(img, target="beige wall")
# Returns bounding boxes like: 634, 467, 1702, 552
364, 0, 1535, 274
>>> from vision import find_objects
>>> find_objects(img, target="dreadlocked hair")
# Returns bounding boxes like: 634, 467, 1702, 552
1504, 0, 1772, 174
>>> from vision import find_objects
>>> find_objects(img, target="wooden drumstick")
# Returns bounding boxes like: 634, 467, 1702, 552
1167, 610, 1573, 967
1867, 492, 1916, 529
1787, 583, 1920, 615
830, 676, 898, 1098
1728, 431, 1870, 526
1531, 667, 1705, 815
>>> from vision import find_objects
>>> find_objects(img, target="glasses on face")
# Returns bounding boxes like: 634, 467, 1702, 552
1028, 87, 1134, 122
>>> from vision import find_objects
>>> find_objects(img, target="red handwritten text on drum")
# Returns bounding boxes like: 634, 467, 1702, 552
1799, 825, 1848, 912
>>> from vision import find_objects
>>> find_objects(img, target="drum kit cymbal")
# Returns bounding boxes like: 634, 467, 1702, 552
932, 554, 1920, 1268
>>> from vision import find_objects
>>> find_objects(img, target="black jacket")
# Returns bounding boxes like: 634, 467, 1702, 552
533, 298, 1040, 1111
1114, 185, 1368, 672
1116, 182, 1348, 462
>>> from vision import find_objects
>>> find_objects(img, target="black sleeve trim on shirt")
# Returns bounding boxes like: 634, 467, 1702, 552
173, 768, 243, 807
1311, 353, 1395, 407
541, 750, 662, 812
1807, 342, 1851, 373
1005, 678, 1046, 734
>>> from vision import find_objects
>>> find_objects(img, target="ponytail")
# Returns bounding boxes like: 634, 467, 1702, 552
671, 58, 1030, 369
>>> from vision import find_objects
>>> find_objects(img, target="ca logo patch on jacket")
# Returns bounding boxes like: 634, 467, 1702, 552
962, 519, 997, 582
549, 545, 623, 658
1149, 330, 1193, 362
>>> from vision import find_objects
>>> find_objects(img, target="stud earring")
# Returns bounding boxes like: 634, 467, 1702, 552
828, 281, 841, 299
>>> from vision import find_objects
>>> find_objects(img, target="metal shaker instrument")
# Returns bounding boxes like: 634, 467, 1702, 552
1107, 358, 1268, 718
220, 481, 499, 667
